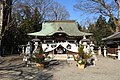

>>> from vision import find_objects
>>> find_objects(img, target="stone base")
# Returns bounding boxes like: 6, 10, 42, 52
77, 64, 85, 69
36, 63, 44, 69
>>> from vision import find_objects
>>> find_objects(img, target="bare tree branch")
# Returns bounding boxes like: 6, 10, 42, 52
74, 0, 119, 32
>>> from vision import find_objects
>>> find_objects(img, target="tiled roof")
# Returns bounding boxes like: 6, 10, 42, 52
102, 32, 120, 41
28, 20, 92, 36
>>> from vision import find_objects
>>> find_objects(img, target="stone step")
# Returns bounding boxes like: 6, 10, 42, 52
54, 54, 68, 60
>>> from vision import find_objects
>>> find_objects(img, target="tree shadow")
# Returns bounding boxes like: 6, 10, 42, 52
32, 71, 53, 80
0, 58, 73, 80
44, 60, 72, 72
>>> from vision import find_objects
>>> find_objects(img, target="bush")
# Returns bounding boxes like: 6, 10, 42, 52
31, 45, 45, 63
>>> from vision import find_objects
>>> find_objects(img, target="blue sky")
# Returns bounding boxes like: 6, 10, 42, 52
56, 0, 98, 27
56, 0, 118, 27
56, 0, 80, 21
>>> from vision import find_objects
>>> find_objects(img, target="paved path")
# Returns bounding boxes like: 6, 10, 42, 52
0, 55, 120, 80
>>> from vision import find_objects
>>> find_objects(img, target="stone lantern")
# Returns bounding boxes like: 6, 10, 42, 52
31, 37, 40, 53
33, 42, 39, 53
79, 40, 82, 45
98, 47, 101, 55
114, 41, 120, 60
90, 41, 94, 51
81, 35, 90, 53
117, 45, 120, 60
103, 46, 107, 57
90, 41, 97, 61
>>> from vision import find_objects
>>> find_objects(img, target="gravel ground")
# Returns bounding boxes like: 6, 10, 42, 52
0, 55, 120, 80
46, 56, 120, 80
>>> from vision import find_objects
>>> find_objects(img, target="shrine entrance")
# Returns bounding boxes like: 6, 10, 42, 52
53, 45, 68, 60
54, 45, 66, 54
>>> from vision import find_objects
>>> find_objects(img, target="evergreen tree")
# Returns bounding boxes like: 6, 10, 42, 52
31, 7, 42, 32
88, 15, 112, 47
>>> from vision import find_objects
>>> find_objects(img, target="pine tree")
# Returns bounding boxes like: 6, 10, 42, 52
89, 15, 112, 47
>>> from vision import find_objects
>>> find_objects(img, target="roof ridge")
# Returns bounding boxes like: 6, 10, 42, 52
45, 20, 76, 22
102, 32, 120, 41
57, 27, 63, 31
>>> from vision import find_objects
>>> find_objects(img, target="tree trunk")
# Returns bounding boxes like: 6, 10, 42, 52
0, 1, 3, 56
0, 0, 12, 56
2, 0, 12, 35
118, 0, 120, 32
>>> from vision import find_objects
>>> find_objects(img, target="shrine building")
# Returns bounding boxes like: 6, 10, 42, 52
28, 20, 92, 60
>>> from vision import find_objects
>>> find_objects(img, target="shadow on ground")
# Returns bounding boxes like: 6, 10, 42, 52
0, 56, 55, 80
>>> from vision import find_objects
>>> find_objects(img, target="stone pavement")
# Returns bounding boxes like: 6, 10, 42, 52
0, 55, 120, 80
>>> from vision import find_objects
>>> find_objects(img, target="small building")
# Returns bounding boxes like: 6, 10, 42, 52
102, 32, 120, 55
28, 20, 92, 60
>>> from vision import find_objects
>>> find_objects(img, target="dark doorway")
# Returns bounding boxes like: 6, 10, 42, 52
54, 45, 66, 54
